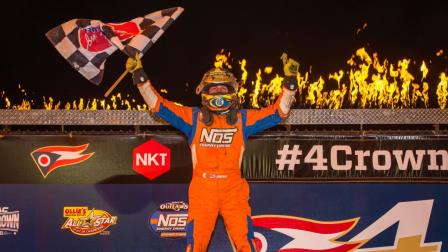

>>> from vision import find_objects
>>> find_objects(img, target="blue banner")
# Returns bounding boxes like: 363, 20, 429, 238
0, 184, 446, 251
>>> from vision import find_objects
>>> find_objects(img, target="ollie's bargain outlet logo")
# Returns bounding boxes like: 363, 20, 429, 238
61, 207, 117, 236
133, 139, 171, 180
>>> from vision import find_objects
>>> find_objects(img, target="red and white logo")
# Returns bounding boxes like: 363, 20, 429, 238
106, 22, 140, 41
30, 144, 94, 178
79, 22, 140, 52
79, 26, 112, 52
253, 216, 362, 251
252, 200, 441, 252
133, 139, 171, 180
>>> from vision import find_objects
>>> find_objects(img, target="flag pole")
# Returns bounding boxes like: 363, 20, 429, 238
104, 69, 129, 97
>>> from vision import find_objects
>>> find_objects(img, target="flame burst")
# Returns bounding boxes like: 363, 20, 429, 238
1, 47, 447, 110
437, 73, 448, 109
216, 47, 442, 109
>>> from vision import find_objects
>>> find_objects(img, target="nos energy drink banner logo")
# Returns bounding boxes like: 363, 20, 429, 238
149, 201, 188, 238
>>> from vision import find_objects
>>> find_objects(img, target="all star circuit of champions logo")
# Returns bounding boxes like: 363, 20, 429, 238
61, 207, 117, 236
0, 207, 20, 236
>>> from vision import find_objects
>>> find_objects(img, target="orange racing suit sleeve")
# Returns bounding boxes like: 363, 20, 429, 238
241, 87, 296, 143
138, 81, 199, 143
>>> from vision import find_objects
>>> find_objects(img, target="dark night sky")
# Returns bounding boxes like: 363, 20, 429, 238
1, 0, 447, 107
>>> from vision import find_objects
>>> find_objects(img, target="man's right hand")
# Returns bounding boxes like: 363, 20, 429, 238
126, 54, 143, 74
126, 53, 149, 85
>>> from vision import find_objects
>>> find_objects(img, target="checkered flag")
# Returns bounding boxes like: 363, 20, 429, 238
46, 7, 184, 85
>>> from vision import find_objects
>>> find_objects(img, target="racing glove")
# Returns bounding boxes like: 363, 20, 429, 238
126, 54, 149, 85
281, 53, 299, 91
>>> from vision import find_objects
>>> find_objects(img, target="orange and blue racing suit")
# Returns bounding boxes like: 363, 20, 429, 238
138, 81, 296, 252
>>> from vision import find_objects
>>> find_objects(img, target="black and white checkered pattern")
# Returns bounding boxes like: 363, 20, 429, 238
46, 7, 184, 85
108, 7, 184, 59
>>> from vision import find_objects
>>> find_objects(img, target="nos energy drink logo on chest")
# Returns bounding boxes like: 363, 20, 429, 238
149, 201, 188, 238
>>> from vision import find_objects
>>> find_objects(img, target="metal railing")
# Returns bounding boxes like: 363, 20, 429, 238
0, 109, 447, 125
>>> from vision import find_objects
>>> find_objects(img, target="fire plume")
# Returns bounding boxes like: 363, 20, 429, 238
1, 47, 447, 110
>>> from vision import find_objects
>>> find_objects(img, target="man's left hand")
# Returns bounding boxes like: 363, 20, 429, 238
281, 53, 299, 77
281, 53, 299, 90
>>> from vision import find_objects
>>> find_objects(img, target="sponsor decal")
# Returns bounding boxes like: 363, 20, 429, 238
79, 26, 112, 52
149, 201, 188, 238
0, 207, 20, 236
133, 139, 171, 180
252, 199, 441, 252
30, 144, 94, 178
61, 207, 117, 236
199, 128, 237, 148
79, 22, 140, 52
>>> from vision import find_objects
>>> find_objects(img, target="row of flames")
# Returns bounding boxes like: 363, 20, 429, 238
0, 90, 147, 111
1, 47, 448, 110
214, 48, 448, 109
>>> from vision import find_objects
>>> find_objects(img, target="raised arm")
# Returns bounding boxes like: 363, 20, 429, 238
243, 55, 299, 139
126, 55, 197, 140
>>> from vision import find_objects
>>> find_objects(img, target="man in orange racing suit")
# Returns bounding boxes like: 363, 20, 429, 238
127, 55, 298, 252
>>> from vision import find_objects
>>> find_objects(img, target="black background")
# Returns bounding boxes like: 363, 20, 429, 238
1, 0, 447, 107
